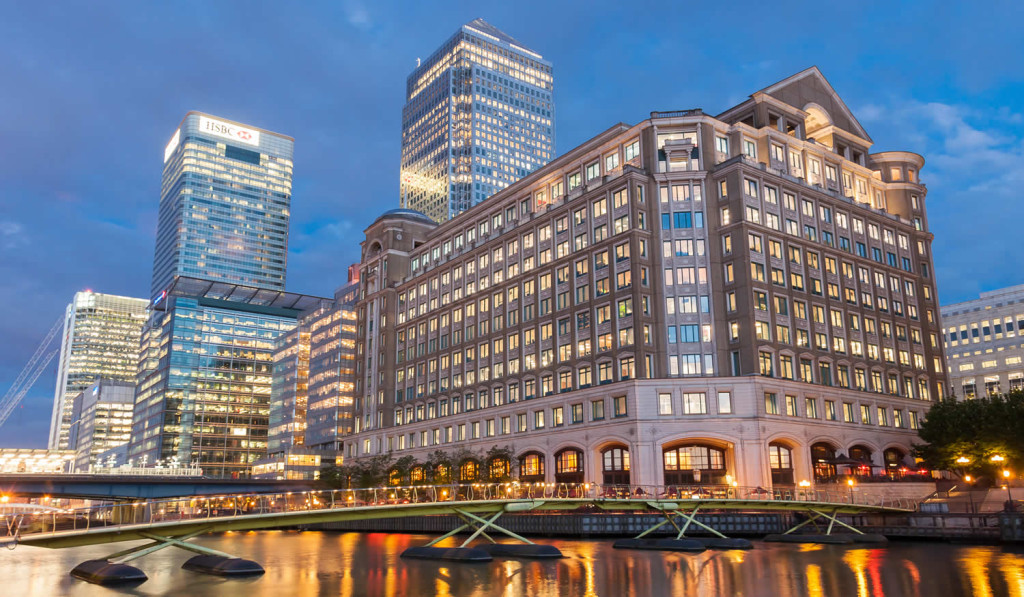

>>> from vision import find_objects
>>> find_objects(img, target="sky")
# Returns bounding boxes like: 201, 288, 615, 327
1, 0, 1022, 447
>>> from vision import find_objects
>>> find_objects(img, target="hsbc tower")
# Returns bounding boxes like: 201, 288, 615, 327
150, 112, 294, 299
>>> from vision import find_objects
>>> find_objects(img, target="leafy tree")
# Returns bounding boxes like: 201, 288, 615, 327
316, 453, 394, 489
423, 450, 453, 484
390, 455, 420, 485
915, 391, 1024, 475
484, 445, 516, 481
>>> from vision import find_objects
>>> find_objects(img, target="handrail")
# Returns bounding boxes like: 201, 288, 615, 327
0, 482, 911, 540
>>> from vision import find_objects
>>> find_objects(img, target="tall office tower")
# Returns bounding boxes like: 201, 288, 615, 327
255, 279, 360, 480
129, 277, 328, 478
152, 112, 293, 300
349, 68, 947, 488
941, 284, 1024, 399
400, 18, 555, 224
48, 291, 148, 450
66, 379, 135, 473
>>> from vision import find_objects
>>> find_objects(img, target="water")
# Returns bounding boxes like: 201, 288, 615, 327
2, 531, 1024, 596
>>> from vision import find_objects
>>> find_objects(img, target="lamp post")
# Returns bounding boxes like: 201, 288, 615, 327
1004, 469, 1014, 508
847, 478, 856, 503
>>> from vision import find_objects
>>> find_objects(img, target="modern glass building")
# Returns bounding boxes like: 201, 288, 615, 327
67, 379, 135, 473
255, 279, 359, 480
152, 112, 293, 300
128, 277, 328, 478
400, 18, 554, 223
49, 291, 148, 450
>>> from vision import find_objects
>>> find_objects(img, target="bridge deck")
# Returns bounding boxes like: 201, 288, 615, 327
2, 484, 913, 549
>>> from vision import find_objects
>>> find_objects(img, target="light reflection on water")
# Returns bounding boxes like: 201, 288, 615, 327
2, 531, 1024, 596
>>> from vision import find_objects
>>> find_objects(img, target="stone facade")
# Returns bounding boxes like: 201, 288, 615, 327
348, 68, 946, 488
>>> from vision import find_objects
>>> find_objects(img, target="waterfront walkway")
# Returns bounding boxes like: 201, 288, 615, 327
0, 483, 914, 585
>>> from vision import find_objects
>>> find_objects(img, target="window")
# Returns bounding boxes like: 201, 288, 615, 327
613, 396, 627, 417
765, 392, 779, 415
586, 161, 600, 180
718, 391, 732, 414
683, 392, 707, 414
571, 403, 584, 424
658, 392, 673, 415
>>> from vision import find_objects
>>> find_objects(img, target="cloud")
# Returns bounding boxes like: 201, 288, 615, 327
859, 99, 1024, 303
0, 220, 25, 249
345, 0, 372, 30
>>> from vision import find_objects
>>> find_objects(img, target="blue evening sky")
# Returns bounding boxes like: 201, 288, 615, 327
1, 1, 1022, 447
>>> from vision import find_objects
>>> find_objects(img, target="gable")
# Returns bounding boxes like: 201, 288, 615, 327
759, 67, 872, 143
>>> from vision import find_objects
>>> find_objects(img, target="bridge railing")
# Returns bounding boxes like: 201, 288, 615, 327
0, 482, 915, 539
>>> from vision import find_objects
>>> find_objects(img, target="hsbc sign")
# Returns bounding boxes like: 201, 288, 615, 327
198, 116, 260, 147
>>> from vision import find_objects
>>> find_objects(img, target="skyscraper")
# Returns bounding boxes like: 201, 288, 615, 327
152, 112, 293, 300
49, 291, 148, 450
400, 18, 555, 223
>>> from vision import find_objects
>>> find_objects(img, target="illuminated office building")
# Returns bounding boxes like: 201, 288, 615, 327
67, 379, 135, 473
152, 112, 293, 300
400, 18, 555, 223
256, 278, 360, 480
128, 277, 329, 478
351, 68, 947, 488
941, 284, 1024, 399
48, 291, 148, 450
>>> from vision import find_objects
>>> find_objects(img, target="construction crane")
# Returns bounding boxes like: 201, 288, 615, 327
0, 316, 63, 430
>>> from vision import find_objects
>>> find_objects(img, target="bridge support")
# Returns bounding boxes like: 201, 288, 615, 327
764, 508, 888, 544
613, 503, 752, 551
71, 528, 263, 585
402, 503, 562, 562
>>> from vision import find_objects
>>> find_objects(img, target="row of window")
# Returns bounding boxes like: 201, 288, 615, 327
762, 392, 922, 429
755, 350, 934, 400
385, 395, 631, 451
391, 356, 643, 411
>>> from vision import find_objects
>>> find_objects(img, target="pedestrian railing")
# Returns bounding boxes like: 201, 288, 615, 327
0, 482, 916, 541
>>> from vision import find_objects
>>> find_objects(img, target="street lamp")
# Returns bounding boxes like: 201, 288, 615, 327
1004, 469, 1014, 507
847, 478, 856, 503
991, 455, 1006, 463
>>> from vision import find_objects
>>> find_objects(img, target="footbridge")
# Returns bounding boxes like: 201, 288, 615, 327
0, 483, 915, 586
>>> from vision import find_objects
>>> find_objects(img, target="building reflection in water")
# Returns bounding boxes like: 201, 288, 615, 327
4, 531, 1024, 596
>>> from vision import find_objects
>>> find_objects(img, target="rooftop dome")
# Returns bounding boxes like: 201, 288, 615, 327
373, 208, 437, 227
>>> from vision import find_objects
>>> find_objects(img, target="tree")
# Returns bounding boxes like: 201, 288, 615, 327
484, 445, 516, 482
423, 450, 453, 484
316, 453, 394, 489
915, 391, 1024, 475
390, 455, 419, 486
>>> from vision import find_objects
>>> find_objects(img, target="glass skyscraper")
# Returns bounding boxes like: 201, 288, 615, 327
400, 18, 554, 223
152, 112, 293, 300
49, 291, 148, 450
129, 277, 328, 478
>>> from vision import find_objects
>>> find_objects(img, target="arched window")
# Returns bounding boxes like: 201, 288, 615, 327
554, 448, 584, 483
849, 445, 874, 477
459, 460, 478, 483
768, 443, 794, 486
810, 443, 836, 481
488, 457, 511, 481
601, 447, 631, 486
411, 466, 425, 484
518, 452, 545, 482
434, 463, 452, 484
388, 469, 402, 486
662, 444, 726, 485
883, 448, 906, 479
